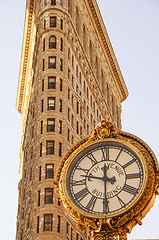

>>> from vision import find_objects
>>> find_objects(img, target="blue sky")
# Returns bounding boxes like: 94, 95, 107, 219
0, 0, 159, 239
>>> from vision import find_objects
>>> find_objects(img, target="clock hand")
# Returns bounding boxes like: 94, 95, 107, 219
80, 174, 103, 181
102, 163, 109, 213
101, 164, 116, 184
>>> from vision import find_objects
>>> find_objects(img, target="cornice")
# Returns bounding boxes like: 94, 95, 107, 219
87, 0, 128, 102
16, 0, 35, 114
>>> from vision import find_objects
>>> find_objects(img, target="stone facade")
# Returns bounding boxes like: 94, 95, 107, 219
16, 0, 128, 239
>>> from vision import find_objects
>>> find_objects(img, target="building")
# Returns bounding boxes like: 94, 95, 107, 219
15, 0, 128, 239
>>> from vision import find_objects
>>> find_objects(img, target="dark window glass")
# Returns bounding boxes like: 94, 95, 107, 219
66, 222, 69, 234
48, 77, 56, 89
44, 214, 53, 231
59, 120, 62, 134
57, 215, 61, 232
41, 99, 44, 112
59, 99, 62, 112
60, 19, 63, 30
60, 79, 62, 91
46, 164, 54, 179
77, 121, 79, 135
39, 166, 41, 181
60, 59, 63, 71
46, 141, 54, 155
50, 17, 56, 28
48, 97, 55, 110
38, 190, 40, 206
44, 19, 46, 29
45, 188, 53, 204
71, 228, 73, 240
42, 79, 44, 91
41, 120, 43, 134
59, 142, 62, 157
37, 216, 39, 233
58, 197, 61, 206
49, 57, 56, 69
51, 0, 56, 5
49, 36, 56, 49
60, 38, 63, 51
43, 59, 45, 71
43, 38, 45, 51
47, 119, 55, 132
40, 143, 42, 157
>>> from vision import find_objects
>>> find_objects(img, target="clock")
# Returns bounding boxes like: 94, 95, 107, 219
64, 139, 148, 218
55, 120, 157, 236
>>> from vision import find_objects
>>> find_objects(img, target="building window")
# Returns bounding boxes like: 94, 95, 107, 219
39, 166, 41, 181
43, 38, 45, 51
49, 36, 56, 49
71, 228, 73, 240
46, 141, 54, 155
41, 120, 43, 134
66, 222, 69, 235
44, 214, 53, 231
76, 65, 78, 78
71, 135, 74, 145
43, 59, 45, 71
44, 19, 46, 29
40, 143, 42, 157
60, 38, 63, 51
68, 88, 70, 100
60, 79, 63, 91
59, 120, 62, 134
46, 164, 54, 179
37, 216, 39, 233
76, 234, 79, 240
77, 101, 79, 114
60, 58, 63, 71
49, 57, 56, 69
38, 190, 40, 206
50, 17, 56, 28
77, 121, 79, 135
71, 114, 74, 127
48, 76, 56, 89
57, 216, 61, 233
47, 119, 55, 132
45, 188, 53, 204
51, 0, 56, 5
68, 108, 70, 121
60, 19, 63, 30
42, 79, 44, 91
68, 68, 71, 80
59, 99, 62, 112
48, 97, 55, 110
59, 142, 62, 157
41, 99, 44, 112
68, 48, 70, 60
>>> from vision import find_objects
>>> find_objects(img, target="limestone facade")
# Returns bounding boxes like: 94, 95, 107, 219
16, 0, 128, 239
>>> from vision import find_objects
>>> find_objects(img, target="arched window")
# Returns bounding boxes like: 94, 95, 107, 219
101, 69, 104, 92
76, 7, 79, 33
49, 36, 56, 49
43, 38, 45, 51
83, 24, 86, 49
95, 56, 98, 80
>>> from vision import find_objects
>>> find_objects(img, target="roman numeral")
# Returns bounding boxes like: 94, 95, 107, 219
86, 153, 98, 165
123, 184, 138, 195
71, 179, 86, 186
74, 187, 89, 201
126, 173, 141, 179
101, 148, 109, 161
76, 166, 89, 174
114, 150, 122, 162
123, 159, 135, 169
117, 196, 126, 207
103, 199, 109, 214
86, 196, 97, 211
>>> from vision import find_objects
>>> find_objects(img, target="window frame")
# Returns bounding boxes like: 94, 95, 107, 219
44, 214, 53, 231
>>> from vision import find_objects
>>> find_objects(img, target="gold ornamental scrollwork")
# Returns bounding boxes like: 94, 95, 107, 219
55, 120, 158, 239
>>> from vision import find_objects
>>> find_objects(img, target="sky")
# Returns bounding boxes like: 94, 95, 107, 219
0, 0, 158, 239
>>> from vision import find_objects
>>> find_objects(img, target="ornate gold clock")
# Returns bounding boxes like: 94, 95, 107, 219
55, 121, 159, 240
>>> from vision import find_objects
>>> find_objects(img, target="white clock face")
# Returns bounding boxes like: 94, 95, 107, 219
67, 141, 145, 217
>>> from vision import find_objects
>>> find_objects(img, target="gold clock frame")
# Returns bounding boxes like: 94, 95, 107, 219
55, 120, 159, 239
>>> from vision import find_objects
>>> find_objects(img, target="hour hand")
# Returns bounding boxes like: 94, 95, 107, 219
108, 176, 116, 184
80, 174, 103, 181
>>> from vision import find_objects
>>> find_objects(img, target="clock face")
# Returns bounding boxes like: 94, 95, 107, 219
66, 140, 147, 218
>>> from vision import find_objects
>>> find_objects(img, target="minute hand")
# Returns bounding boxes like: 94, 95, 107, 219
80, 174, 103, 180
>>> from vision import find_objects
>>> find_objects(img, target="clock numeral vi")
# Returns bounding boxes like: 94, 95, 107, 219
74, 187, 89, 201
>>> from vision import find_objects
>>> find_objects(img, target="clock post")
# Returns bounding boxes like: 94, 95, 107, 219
55, 120, 159, 240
